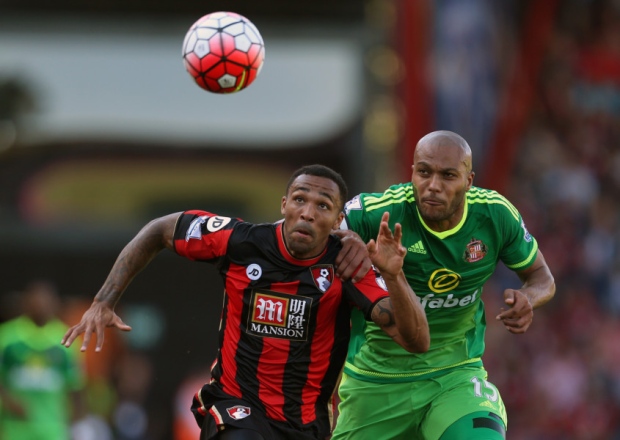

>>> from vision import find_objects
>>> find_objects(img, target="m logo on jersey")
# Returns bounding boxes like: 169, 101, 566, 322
248, 290, 312, 341
311, 265, 334, 293
463, 238, 488, 263
227, 405, 251, 420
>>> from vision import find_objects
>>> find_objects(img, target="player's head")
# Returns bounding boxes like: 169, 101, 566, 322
281, 164, 347, 259
285, 164, 348, 210
21, 280, 60, 327
411, 131, 475, 232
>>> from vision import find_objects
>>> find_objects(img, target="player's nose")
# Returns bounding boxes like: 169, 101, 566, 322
300, 204, 316, 221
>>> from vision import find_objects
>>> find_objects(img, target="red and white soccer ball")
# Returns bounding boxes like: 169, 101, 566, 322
182, 11, 265, 94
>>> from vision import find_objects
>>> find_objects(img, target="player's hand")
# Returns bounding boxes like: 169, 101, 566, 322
332, 229, 372, 283
496, 289, 533, 334
61, 300, 132, 352
367, 212, 406, 277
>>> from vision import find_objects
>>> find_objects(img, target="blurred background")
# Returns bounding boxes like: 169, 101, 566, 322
0, 0, 619, 438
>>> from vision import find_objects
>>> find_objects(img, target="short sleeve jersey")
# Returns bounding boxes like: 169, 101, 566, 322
0, 316, 84, 439
173, 210, 389, 434
342, 183, 538, 383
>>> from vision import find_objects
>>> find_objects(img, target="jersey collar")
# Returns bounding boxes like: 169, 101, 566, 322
415, 195, 469, 239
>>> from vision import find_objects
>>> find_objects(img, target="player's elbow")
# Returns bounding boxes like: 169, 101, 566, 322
400, 332, 430, 354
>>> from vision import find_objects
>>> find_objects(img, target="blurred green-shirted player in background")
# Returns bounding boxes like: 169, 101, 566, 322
331, 131, 556, 440
0, 281, 85, 440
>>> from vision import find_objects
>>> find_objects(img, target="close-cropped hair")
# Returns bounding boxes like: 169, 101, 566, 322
286, 164, 348, 210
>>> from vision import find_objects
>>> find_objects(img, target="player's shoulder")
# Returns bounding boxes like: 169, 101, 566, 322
228, 220, 276, 243
0, 316, 28, 344
467, 186, 521, 221
345, 182, 413, 215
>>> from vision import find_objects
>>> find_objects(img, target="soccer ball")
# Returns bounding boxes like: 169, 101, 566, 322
182, 11, 265, 94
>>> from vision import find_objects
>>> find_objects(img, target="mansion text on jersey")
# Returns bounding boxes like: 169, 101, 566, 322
250, 323, 306, 339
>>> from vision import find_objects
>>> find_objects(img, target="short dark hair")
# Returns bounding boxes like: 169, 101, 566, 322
286, 164, 348, 210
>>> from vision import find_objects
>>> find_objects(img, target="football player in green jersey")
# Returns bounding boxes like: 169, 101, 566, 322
331, 130, 556, 439
0, 280, 86, 440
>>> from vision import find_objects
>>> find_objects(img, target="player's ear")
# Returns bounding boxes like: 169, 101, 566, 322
281, 196, 287, 215
466, 171, 475, 190
332, 212, 345, 230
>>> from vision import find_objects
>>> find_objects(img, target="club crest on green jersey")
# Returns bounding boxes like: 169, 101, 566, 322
463, 237, 488, 263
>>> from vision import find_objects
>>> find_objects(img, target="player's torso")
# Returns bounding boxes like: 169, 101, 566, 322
0, 318, 73, 393
222, 225, 347, 345
399, 204, 500, 335
0, 318, 77, 433
213, 224, 352, 411
346, 185, 503, 377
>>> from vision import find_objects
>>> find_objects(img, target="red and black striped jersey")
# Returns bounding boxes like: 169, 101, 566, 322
173, 210, 388, 434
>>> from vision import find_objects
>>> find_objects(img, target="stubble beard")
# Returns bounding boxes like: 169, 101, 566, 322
413, 185, 467, 224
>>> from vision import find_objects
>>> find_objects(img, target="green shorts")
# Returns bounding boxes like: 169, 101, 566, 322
332, 366, 507, 440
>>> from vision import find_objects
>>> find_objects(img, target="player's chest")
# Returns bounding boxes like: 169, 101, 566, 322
227, 262, 345, 342
402, 226, 499, 291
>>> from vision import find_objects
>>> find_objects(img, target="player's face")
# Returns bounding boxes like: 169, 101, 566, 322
411, 141, 474, 232
281, 175, 344, 259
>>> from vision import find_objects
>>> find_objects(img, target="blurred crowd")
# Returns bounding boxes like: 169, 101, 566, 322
0, 281, 162, 440
482, 0, 620, 438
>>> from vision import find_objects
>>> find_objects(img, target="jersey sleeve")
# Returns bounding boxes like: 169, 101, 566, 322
173, 210, 241, 262
342, 194, 377, 243
343, 267, 389, 320
497, 199, 539, 271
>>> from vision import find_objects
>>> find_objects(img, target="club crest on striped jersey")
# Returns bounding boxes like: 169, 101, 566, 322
311, 265, 334, 293
248, 290, 312, 341
463, 237, 488, 263
226, 405, 251, 420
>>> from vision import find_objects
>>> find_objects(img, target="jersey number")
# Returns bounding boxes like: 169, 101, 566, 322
470, 376, 498, 402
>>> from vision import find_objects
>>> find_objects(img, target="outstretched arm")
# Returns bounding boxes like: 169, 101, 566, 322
369, 212, 430, 353
61, 213, 181, 352
496, 250, 555, 334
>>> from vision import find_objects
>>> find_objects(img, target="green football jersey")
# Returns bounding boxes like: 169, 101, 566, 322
0, 315, 85, 440
342, 183, 538, 383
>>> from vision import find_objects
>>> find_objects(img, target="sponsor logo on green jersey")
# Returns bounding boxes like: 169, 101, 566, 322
420, 289, 479, 309
428, 268, 461, 293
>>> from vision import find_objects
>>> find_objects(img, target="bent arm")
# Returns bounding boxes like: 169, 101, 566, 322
93, 213, 179, 307
496, 250, 555, 334
372, 271, 430, 353
516, 250, 556, 308
368, 212, 430, 353
61, 213, 180, 351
